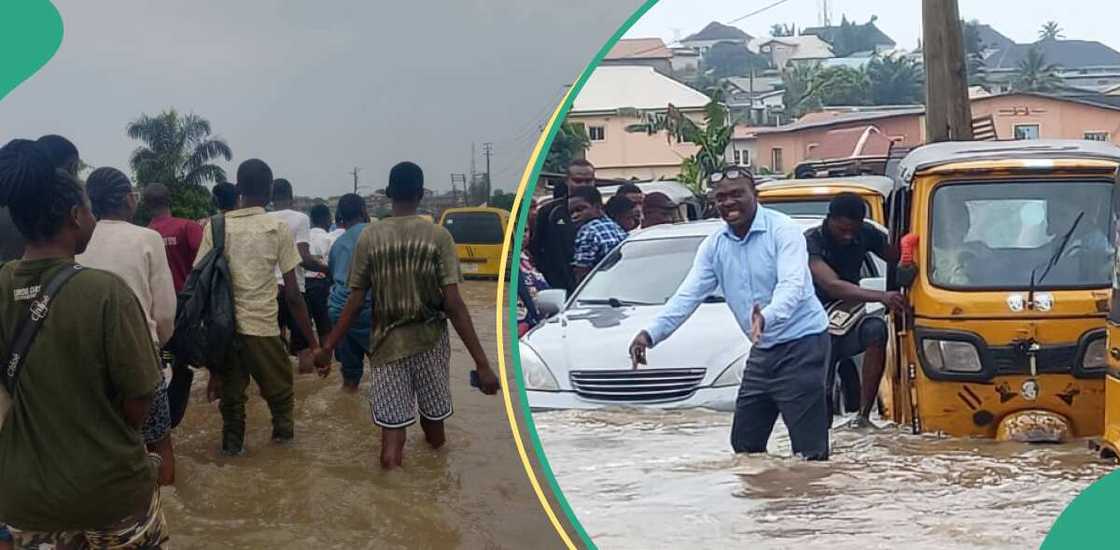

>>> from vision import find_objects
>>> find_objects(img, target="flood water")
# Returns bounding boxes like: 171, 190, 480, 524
161, 281, 559, 549
534, 408, 1115, 550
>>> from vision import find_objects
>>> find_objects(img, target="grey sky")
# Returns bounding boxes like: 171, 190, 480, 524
626, 0, 1120, 53
0, 0, 643, 198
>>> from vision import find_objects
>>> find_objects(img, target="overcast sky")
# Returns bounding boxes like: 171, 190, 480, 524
0, 0, 643, 198
626, 0, 1120, 53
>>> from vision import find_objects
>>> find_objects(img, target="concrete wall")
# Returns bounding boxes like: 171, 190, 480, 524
971, 94, 1120, 142
571, 111, 702, 180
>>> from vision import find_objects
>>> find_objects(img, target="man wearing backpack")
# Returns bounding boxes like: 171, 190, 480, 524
193, 158, 320, 456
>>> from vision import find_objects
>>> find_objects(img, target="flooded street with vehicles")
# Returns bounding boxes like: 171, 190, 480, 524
158, 281, 557, 550
534, 408, 1111, 550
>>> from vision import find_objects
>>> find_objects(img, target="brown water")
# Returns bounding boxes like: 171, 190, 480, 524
161, 281, 560, 549
534, 409, 1114, 550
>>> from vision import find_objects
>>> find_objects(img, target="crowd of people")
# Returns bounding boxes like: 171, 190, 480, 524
0, 135, 499, 548
517, 160, 685, 334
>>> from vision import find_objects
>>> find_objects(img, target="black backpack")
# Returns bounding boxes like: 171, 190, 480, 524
166, 215, 236, 373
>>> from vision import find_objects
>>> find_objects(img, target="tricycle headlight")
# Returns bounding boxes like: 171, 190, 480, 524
519, 343, 559, 391
713, 355, 747, 388
922, 339, 982, 373
1083, 338, 1107, 371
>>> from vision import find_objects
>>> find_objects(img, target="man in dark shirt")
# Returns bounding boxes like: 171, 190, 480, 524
804, 193, 905, 428
531, 159, 596, 292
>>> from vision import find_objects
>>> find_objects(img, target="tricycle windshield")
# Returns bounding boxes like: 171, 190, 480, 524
929, 180, 1114, 289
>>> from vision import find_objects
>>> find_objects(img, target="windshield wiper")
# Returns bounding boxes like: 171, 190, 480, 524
577, 298, 658, 307
1028, 211, 1084, 307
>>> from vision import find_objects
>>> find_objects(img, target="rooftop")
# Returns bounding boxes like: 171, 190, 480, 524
985, 39, 1120, 70
605, 38, 672, 60
802, 22, 897, 47
755, 106, 926, 135
571, 65, 711, 113
898, 139, 1120, 182
683, 21, 752, 43
759, 35, 834, 60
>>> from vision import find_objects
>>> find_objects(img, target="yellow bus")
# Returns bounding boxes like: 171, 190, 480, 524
439, 207, 510, 279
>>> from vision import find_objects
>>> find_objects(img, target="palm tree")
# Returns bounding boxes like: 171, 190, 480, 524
780, 63, 824, 118
1038, 21, 1063, 41
1012, 48, 1063, 92
867, 54, 925, 105
127, 109, 232, 188
623, 90, 734, 197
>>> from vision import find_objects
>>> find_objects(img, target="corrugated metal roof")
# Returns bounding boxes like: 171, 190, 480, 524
571, 66, 711, 113
605, 38, 672, 60
898, 139, 1120, 182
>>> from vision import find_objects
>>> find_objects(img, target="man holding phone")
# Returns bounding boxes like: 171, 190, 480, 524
628, 168, 832, 460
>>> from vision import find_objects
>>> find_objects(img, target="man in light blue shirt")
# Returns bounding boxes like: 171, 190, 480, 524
328, 194, 373, 391
629, 167, 832, 460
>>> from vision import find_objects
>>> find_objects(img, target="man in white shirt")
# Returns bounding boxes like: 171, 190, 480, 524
269, 178, 328, 371
305, 204, 335, 346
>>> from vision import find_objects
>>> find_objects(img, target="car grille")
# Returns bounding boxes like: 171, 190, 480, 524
569, 368, 707, 402
990, 345, 1078, 375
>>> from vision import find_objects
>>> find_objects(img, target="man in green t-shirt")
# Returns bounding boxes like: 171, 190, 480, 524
316, 161, 500, 470
0, 139, 167, 546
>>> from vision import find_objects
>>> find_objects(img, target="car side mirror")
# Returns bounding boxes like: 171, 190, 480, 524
861, 277, 887, 315
537, 289, 568, 317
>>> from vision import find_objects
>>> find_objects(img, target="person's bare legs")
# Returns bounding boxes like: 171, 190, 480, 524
859, 342, 887, 420
420, 418, 446, 449
381, 427, 407, 470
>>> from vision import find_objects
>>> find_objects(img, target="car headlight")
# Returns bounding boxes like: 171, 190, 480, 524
712, 355, 747, 388
922, 339, 982, 373
1083, 338, 1107, 370
519, 343, 559, 391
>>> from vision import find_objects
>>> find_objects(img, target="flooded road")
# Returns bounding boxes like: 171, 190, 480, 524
161, 281, 558, 549
535, 408, 1113, 550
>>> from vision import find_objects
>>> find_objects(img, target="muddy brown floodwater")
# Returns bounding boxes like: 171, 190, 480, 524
535, 409, 1114, 550
161, 281, 559, 549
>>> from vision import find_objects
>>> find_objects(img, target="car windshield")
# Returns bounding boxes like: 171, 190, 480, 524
577, 236, 721, 305
764, 198, 871, 218
929, 180, 1114, 289
442, 212, 503, 244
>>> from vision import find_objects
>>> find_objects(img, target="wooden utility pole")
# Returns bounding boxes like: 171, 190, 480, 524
482, 142, 494, 204
350, 167, 361, 194
922, 0, 973, 142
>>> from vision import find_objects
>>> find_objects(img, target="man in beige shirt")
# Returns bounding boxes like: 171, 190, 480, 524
194, 158, 320, 456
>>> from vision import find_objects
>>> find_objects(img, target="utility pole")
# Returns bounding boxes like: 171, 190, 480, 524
482, 142, 493, 205
350, 167, 361, 194
468, 143, 477, 207
922, 0, 973, 143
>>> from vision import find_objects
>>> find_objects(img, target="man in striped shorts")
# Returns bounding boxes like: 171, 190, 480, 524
316, 161, 500, 469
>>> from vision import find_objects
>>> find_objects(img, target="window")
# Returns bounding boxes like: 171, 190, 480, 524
739, 148, 750, 166
928, 180, 1114, 289
1085, 131, 1110, 142
577, 237, 715, 305
588, 126, 606, 142
771, 148, 784, 173
733, 150, 741, 164
1013, 124, 1041, 140
442, 212, 504, 244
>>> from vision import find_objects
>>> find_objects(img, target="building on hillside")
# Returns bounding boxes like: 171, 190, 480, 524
669, 47, 701, 79
736, 91, 1120, 175
602, 38, 674, 76
724, 74, 787, 126
802, 21, 897, 54
680, 21, 752, 56
568, 65, 712, 180
757, 35, 834, 69
978, 33, 1120, 92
